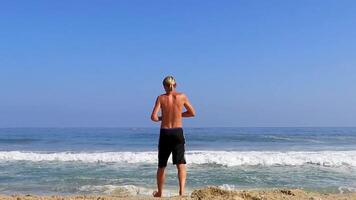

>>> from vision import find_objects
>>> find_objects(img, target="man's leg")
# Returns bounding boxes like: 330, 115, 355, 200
176, 164, 186, 196
154, 167, 165, 197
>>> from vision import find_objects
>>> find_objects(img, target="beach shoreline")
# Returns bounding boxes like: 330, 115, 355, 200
2, 187, 356, 200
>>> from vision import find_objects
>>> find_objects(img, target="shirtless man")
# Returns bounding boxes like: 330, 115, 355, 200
151, 76, 196, 197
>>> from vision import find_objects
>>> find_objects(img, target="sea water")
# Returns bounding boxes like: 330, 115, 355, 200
0, 127, 355, 196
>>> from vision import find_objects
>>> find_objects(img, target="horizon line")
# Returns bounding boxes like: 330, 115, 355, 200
1, 126, 356, 129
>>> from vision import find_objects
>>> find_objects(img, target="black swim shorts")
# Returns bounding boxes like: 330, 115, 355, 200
158, 127, 186, 168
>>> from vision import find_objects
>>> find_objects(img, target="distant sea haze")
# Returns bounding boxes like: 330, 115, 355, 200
0, 127, 355, 196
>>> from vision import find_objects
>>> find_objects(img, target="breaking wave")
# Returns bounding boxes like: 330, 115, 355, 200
0, 150, 355, 167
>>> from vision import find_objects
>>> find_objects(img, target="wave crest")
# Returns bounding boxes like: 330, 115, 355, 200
0, 150, 355, 167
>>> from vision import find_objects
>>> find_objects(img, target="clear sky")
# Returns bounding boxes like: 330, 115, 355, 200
1, 0, 356, 127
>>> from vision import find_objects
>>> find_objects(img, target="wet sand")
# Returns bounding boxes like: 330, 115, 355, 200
2, 187, 356, 200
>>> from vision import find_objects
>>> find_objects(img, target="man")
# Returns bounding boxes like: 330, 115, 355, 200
151, 76, 196, 197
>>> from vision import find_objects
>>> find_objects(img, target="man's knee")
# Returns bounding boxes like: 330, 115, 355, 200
158, 166, 166, 171
176, 164, 186, 170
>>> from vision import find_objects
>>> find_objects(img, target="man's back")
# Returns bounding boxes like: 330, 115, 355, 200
159, 92, 184, 128
152, 91, 195, 129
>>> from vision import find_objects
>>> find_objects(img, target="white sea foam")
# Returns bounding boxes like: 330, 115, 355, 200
78, 184, 151, 196
338, 186, 356, 194
219, 184, 238, 191
78, 184, 181, 196
0, 150, 356, 167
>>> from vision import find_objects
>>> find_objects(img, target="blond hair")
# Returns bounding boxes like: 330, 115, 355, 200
162, 76, 176, 91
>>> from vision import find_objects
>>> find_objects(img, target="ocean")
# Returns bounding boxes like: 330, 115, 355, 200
0, 127, 355, 196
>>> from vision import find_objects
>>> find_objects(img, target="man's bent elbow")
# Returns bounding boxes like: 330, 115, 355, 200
151, 115, 159, 122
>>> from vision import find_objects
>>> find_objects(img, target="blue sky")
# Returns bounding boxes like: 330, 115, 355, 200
0, 0, 355, 127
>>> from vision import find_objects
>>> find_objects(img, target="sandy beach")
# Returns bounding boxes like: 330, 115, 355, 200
2, 187, 356, 200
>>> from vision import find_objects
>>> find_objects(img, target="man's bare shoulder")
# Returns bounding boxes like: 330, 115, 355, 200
156, 94, 165, 101
176, 92, 187, 98
157, 93, 169, 100
158, 92, 187, 100
175, 93, 189, 103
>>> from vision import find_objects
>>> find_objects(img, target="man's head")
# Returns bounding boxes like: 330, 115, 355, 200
163, 76, 176, 92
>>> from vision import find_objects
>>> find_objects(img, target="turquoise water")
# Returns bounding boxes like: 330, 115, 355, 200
0, 127, 355, 196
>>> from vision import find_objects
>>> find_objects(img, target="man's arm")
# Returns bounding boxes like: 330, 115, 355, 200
182, 95, 196, 118
151, 96, 162, 122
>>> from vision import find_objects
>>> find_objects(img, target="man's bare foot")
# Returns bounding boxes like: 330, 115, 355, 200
153, 191, 162, 197
179, 190, 184, 196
